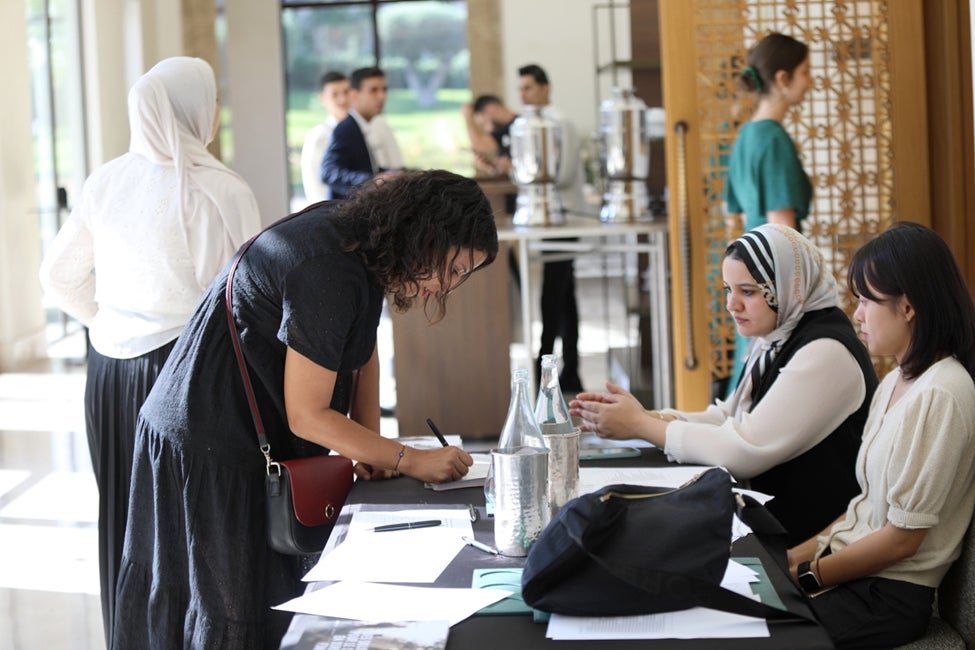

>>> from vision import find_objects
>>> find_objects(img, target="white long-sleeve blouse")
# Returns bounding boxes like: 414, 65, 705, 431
39, 152, 260, 359
662, 337, 867, 480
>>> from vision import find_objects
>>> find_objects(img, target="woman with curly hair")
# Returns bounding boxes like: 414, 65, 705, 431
113, 170, 498, 648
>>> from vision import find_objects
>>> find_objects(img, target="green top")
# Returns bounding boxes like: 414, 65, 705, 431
725, 119, 812, 230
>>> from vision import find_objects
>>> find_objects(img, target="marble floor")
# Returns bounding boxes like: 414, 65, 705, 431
0, 274, 643, 649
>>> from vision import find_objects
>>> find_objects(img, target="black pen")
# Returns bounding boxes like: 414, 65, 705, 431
426, 418, 449, 447
371, 519, 442, 533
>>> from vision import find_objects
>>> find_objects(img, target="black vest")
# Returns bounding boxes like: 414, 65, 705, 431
746, 307, 878, 546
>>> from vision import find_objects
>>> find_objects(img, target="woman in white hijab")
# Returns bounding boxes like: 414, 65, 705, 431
572, 224, 878, 546
39, 56, 260, 643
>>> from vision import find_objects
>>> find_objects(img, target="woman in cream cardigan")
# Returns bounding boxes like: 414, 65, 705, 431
787, 222, 975, 648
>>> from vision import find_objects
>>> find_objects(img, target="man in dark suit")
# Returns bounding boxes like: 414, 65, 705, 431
321, 67, 403, 199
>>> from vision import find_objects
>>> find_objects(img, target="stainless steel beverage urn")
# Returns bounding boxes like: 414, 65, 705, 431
599, 87, 650, 222
510, 105, 565, 226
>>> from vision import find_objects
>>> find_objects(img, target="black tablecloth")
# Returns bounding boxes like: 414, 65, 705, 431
283, 448, 834, 649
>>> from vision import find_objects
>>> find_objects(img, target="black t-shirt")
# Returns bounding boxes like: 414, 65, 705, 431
140, 202, 385, 467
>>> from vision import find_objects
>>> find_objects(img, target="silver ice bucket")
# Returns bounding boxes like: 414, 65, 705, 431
491, 447, 550, 556
542, 427, 580, 516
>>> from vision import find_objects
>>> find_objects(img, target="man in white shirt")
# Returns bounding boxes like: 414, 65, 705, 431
300, 71, 350, 205
517, 63, 584, 392
321, 66, 403, 199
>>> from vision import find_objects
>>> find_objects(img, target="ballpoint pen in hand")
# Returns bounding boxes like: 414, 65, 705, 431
371, 519, 442, 532
426, 418, 449, 447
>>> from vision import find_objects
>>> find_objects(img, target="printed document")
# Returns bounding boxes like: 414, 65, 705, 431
302, 508, 474, 583
546, 560, 770, 640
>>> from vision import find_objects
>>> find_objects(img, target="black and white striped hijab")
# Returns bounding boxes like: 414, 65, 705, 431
727, 224, 838, 410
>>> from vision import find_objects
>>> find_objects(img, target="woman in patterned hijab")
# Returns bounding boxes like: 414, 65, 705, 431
572, 224, 878, 545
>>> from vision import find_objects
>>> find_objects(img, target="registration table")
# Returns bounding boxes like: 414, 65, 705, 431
282, 449, 833, 649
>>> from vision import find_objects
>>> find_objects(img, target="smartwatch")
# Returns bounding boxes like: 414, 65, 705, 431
796, 560, 822, 594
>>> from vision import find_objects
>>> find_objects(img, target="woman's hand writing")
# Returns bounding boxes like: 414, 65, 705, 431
399, 446, 474, 484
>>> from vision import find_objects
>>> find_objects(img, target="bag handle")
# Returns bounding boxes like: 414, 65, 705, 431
562, 493, 817, 623
224, 210, 311, 470
225, 228, 276, 469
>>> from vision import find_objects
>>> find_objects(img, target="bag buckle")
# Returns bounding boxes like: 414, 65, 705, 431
262, 443, 280, 476
266, 460, 282, 477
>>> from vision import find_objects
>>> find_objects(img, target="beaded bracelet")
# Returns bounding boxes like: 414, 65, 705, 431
394, 445, 406, 471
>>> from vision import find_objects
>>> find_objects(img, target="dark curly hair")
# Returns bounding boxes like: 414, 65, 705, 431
334, 169, 499, 322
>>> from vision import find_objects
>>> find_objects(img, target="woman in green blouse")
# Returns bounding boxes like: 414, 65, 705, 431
725, 33, 813, 394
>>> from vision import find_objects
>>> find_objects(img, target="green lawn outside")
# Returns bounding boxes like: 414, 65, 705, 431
286, 87, 476, 198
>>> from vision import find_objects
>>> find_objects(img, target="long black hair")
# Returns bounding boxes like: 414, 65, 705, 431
848, 221, 975, 380
336, 169, 499, 322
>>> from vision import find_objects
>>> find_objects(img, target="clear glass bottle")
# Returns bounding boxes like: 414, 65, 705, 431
484, 368, 547, 513
534, 354, 575, 435
535, 354, 581, 516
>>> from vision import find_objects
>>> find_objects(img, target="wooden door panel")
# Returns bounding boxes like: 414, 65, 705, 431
660, 0, 927, 408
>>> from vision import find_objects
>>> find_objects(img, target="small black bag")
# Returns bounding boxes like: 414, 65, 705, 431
265, 456, 354, 555
226, 219, 355, 556
521, 467, 802, 620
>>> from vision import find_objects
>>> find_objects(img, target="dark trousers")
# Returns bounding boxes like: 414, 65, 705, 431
85, 339, 175, 647
538, 258, 579, 375
808, 577, 935, 649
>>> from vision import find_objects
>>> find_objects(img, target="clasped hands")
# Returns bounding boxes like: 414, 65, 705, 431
569, 381, 671, 444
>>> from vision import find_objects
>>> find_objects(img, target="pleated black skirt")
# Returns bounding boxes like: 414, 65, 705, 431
84, 339, 176, 647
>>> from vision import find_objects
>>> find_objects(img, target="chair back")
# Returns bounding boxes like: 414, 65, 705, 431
937, 508, 975, 645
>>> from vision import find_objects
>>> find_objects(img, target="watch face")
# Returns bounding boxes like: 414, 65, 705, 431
798, 567, 820, 593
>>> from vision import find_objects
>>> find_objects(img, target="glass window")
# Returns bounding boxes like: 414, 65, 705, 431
27, 0, 89, 354
281, 0, 473, 205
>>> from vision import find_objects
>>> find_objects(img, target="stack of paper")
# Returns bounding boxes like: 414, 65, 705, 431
545, 560, 771, 640
274, 507, 513, 628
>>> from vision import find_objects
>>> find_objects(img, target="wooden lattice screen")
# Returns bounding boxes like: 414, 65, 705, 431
693, 0, 896, 380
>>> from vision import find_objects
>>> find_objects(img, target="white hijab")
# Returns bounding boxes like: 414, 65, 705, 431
729, 223, 837, 410
127, 57, 251, 248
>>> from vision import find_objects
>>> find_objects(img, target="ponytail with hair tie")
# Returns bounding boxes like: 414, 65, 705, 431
742, 66, 763, 92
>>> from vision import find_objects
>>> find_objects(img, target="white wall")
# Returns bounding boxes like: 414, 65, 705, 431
498, 0, 632, 140
223, 2, 290, 226
0, 0, 46, 369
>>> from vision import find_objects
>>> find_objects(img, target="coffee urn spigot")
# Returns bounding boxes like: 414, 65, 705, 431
510, 105, 565, 226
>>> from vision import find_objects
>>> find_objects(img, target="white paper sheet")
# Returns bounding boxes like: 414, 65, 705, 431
579, 433, 655, 449
428, 454, 491, 491
302, 509, 474, 584
274, 581, 512, 626
398, 435, 464, 450
546, 560, 771, 640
